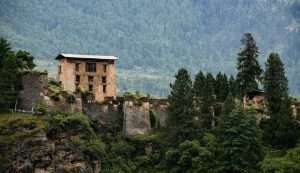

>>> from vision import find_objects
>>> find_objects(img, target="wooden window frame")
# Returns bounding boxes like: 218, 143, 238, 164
86, 62, 97, 72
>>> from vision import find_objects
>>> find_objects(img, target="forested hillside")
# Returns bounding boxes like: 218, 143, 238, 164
0, 0, 299, 96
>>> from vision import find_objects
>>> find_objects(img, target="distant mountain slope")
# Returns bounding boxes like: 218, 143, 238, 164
0, 0, 299, 95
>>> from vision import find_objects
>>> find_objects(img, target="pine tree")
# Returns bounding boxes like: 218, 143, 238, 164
236, 33, 263, 96
193, 70, 206, 98
217, 108, 264, 173
0, 39, 36, 109
275, 98, 298, 148
215, 72, 223, 101
193, 70, 206, 127
262, 53, 298, 149
203, 73, 215, 103
0, 38, 12, 68
222, 92, 235, 115
200, 73, 216, 129
264, 53, 288, 114
0, 54, 19, 109
167, 68, 194, 142
15, 50, 36, 70
228, 75, 238, 97
222, 73, 229, 100
215, 73, 229, 102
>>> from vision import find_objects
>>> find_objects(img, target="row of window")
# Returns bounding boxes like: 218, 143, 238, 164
75, 75, 106, 83
75, 75, 107, 93
87, 84, 107, 93
58, 63, 107, 74
76, 63, 107, 73
75, 83, 107, 93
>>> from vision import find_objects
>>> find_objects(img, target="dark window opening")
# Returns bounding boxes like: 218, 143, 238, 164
88, 76, 94, 83
103, 85, 107, 93
86, 63, 96, 72
103, 64, 107, 73
89, 85, 93, 92
75, 63, 80, 71
102, 76, 107, 83
75, 75, 80, 82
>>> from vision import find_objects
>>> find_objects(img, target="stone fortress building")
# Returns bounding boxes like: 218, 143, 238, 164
56, 53, 118, 102
17, 53, 300, 137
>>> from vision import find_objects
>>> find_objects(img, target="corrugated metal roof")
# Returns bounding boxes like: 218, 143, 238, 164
56, 53, 118, 60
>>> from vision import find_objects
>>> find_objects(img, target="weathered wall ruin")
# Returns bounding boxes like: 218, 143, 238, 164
19, 72, 48, 111
123, 98, 151, 136
19, 72, 169, 137
44, 96, 83, 113
150, 98, 168, 128
82, 97, 168, 137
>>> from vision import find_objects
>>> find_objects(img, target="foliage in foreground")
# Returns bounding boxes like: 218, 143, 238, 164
261, 146, 300, 173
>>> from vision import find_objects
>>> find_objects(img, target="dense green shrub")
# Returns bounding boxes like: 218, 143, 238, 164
261, 146, 300, 173
47, 113, 95, 138
34, 100, 48, 115
66, 94, 76, 104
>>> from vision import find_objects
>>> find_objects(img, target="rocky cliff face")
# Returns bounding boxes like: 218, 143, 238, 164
0, 113, 102, 173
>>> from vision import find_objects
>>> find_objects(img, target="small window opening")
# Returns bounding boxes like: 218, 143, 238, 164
102, 76, 107, 83
88, 76, 94, 83
103, 64, 107, 73
75, 75, 80, 82
89, 85, 93, 92
75, 63, 80, 71
103, 85, 107, 93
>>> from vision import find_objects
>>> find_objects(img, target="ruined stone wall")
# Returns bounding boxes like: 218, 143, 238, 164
122, 98, 151, 136
19, 72, 48, 111
150, 98, 168, 128
19, 72, 168, 137
44, 96, 83, 113
82, 97, 169, 137
83, 101, 120, 127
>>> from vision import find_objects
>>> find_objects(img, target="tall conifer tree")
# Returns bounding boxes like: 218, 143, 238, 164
263, 53, 298, 148
0, 38, 12, 68
215, 73, 229, 101
193, 70, 206, 98
0, 39, 36, 109
236, 33, 262, 96
223, 92, 235, 115
0, 54, 19, 109
228, 75, 238, 96
215, 72, 223, 101
167, 68, 194, 142
201, 73, 216, 129
217, 108, 263, 173
264, 53, 288, 114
